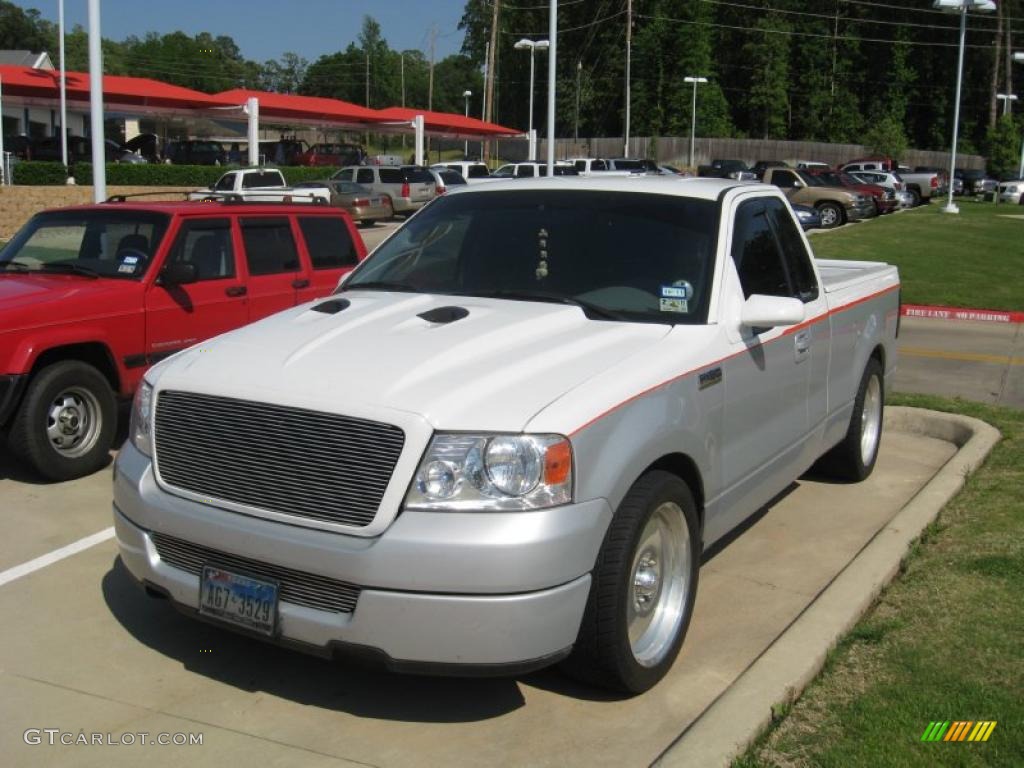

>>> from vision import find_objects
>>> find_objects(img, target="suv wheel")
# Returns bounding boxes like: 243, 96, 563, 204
9, 361, 117, 481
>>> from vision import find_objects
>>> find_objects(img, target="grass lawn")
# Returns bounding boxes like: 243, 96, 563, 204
734, 393, 1023, 768
809, 200, 1024, 311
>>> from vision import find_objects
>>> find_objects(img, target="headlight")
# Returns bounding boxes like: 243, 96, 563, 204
129, 380, 154, 457
405, 433, 573, 511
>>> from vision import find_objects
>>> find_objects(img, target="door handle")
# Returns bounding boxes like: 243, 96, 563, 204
292, 278, 311, 289
794, 330, 811, 361
225, 285, 247, 297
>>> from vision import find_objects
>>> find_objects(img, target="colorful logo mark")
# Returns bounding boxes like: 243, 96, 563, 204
921, 721, 997, 742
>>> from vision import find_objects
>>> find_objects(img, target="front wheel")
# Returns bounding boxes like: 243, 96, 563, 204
815, 358, 884, 482
817, 202, 845, 229
8, 361, 117, 481
562, 471, 700, 694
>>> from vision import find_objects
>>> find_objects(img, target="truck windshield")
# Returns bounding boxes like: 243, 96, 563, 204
341, 189, 718, 325
0, 210, 170, 280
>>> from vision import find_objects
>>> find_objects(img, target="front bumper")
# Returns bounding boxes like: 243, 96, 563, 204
112, 441, 608, 669
845, 201, 876, 221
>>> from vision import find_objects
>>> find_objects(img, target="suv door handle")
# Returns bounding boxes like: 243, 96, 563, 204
292, 278, 310, 289
225, 285, 247, 297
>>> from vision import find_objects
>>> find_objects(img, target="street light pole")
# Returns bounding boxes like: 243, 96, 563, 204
1014, 52, 1024, 179
59, 0, 68, 168
683, 76, 708, 169
996, 93, 1018, 117
547, 0, 556, 176
514, 38, 549, 161
87, 0, 105, 202
934, 0, 996, 214
463, 90, 472, 158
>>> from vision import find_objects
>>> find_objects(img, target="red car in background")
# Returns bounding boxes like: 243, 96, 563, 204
807, 169, 898, 215
0, 199, 367, 480
295, 143, 366, 167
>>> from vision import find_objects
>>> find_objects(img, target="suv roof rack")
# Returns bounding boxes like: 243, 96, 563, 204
104, 191, 193, 203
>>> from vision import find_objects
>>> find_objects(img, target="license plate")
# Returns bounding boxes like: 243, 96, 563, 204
199, 566, 278, 636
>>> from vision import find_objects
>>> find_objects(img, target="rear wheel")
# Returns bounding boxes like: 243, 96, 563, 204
562, 471, 700, 694
816, 358, 884, 481
817, 202, 845, 229
8, 361, 117, 481
907, 188, 922, 207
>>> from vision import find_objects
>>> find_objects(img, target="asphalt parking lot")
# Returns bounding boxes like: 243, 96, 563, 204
0, 422, 955, 767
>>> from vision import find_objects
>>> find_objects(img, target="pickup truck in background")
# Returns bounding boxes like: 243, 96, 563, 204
762, 167, 876, 228
839, 157, 946, 206
189, 168, 332, 204
0, 200, 366, 480
698, 159, 758, 181
114, 176, 899, 695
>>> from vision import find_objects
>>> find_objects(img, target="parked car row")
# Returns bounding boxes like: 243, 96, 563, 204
2, 132, 152, 164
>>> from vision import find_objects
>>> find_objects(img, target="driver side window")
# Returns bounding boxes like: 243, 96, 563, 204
731, 200, 790, 299
165, 219, 236, 281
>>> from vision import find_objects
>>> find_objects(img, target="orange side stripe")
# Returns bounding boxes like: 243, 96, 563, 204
569, 282, 901, 436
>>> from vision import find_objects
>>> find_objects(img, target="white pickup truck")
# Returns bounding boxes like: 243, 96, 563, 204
189, 168, 331, 204
114, 177, 900, 694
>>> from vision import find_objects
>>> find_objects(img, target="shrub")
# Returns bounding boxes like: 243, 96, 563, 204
11, 161, 69, 185
17, 162, 343, 187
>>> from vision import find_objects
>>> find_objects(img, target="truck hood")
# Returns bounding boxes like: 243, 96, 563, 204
0, 273, 140, 332
158, 291, 673, 432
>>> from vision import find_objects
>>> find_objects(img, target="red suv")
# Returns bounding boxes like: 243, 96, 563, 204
0, 199, 367, 480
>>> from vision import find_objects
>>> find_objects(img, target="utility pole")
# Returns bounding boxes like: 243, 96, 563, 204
365, 51, 370, 107
428, 25, 437, 111
624, 0, 632, 158
575, 59, 581, 143
400, 52, 406, 149
59, 0, 68, 168
484, 0, 500, 163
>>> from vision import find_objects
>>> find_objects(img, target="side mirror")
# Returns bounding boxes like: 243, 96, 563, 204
160, 262, 198, 286
740, 294, 805, 330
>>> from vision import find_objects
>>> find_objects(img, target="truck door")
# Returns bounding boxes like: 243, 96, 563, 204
712, 197, 814, 538
145, 217, 248, 361
238, 216, 303, 320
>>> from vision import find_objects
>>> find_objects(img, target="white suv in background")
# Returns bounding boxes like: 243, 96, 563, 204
431, 161, 491, 184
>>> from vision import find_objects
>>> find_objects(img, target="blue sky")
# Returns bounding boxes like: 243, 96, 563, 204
13, 0, 469, 63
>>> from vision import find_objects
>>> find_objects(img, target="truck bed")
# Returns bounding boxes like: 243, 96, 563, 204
815, 258, 897, 295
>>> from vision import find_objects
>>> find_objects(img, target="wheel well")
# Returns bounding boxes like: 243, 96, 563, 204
30, 343, 120, 392
645, 453, 705, 530
871, 344, 885, 370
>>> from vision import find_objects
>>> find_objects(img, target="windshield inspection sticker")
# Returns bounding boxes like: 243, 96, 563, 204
121, 255, 139, 264
661, 283, 691, 299
660, 297, 688, 313
117, 263, 137, 274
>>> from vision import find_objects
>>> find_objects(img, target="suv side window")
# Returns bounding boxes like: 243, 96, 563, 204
379, 168, 404, 184
731, 200, 790, 299
165, 219, 236, 281
356, 168, 375, 185
240, 218, 300, 275
335, 168, 354, 182
771, 170, 799, 189
765, 198, 819, 302
298, 216, 358, 270
517, 165, 535, 178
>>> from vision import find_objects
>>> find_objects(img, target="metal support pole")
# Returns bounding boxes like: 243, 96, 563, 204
943, 6, 968, 214
574, 60, 581, 143
690, 81, 697, 167
624, 0, 631, 158
246, 97, 259, 167
528, 49, 536, 155
413, 115, 425, 167
0, 74, 6, 185
59, 0, 68, 168
546, 0, 556, 176
87, 0, 105, 202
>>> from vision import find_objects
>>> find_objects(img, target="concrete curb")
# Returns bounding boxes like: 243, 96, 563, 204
654, 406, 1001, 768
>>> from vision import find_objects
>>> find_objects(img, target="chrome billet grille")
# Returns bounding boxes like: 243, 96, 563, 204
151, 532, 360, 613
154, 390, 405, 528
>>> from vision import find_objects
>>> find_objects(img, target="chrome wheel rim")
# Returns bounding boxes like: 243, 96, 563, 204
819, 207, 838, 227
860, 375, 882, 466
627, 502, 691, 668
46, 387, 102, 458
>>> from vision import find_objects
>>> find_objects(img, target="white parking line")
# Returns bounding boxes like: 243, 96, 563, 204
0, 527, 114, 588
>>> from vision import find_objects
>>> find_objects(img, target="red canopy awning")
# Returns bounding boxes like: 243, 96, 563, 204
373, 107, 520, 138
0, 64, 235, 112
216, 88, 384, 128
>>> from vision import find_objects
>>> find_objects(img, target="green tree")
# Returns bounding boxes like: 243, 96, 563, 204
863, 115, 909, 159
742, 15, 791, 139
0, 0, 49, 51
986, 116, 1021, 179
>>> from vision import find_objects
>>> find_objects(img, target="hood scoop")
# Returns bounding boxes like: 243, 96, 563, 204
417, 305, 469, 324
312, 298, 351, 315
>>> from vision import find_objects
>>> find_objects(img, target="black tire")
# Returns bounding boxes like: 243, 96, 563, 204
817, 202, 845, 229
815, 358, 885, 482
8, 361, 117, 482
907, 187, 922, 207
562, 471, 700, 694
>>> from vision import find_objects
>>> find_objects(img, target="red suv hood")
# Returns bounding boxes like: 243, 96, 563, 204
0, 273, 142, 332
